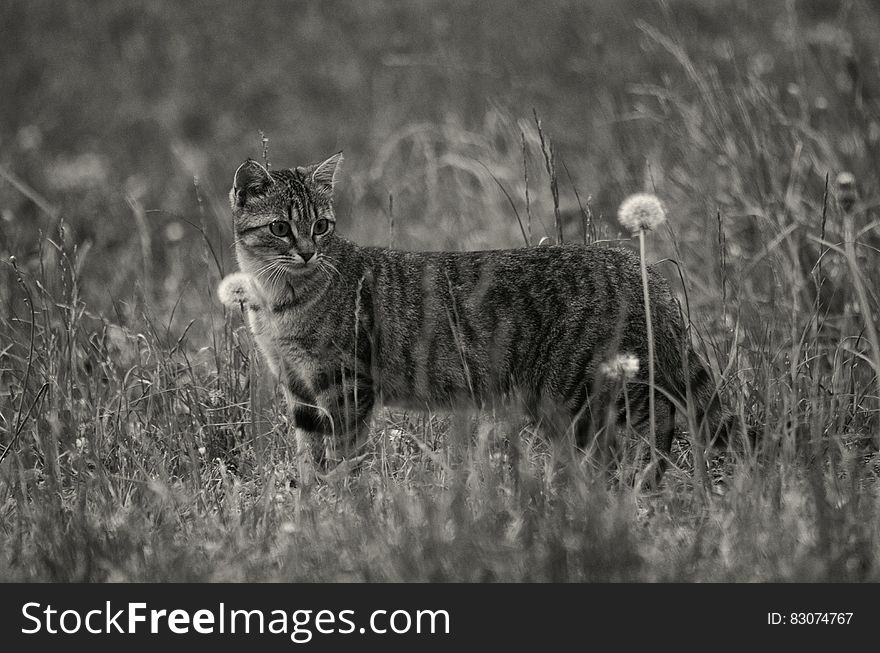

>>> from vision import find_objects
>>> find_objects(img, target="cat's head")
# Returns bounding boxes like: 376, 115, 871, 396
229, 152, 342, 278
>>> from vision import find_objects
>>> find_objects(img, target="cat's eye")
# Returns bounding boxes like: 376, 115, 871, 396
312, 219, 331, 237
269, 221, 291, 238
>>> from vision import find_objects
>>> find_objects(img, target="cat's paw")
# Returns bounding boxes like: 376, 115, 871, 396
218, 272, 257, 309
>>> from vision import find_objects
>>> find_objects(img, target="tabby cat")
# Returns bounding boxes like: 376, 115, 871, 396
221, 153, 733, 481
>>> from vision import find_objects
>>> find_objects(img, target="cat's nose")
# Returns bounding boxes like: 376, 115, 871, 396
300, 251, 315, 263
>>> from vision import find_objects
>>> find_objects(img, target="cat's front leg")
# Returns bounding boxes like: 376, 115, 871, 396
283, 366, 374, 470
218, 272, 284, 377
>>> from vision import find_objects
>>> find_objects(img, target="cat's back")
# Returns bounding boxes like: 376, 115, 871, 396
364, 242, 637, 268
362, 242, 666, 307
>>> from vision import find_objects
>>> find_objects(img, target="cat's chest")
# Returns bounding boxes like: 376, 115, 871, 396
249, 294, 354, 354
252, 306, 318, 341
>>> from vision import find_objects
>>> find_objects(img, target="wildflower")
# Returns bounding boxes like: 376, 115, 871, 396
386, 428, 406, 440
600, 354, 640, 380
198, 446, 206, 456
835, 171, 858, 214
164, 221, 185, 242
218, 272, 254, 309
620, 195, 661, 438
617, 193, 667, 233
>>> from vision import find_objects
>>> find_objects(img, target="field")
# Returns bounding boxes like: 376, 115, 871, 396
2, 0, 880, 581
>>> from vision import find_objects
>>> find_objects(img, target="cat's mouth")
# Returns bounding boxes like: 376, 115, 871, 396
280, 257, 320, 275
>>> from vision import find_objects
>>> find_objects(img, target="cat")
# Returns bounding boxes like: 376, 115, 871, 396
220, 153, 737, 483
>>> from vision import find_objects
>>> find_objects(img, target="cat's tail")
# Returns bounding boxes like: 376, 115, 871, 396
682, 350, 756, 451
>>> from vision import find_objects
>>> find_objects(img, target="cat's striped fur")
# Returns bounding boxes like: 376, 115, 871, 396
225, 154, 734, 481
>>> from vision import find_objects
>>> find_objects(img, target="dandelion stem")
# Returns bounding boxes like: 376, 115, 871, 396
639, 229, 656, 446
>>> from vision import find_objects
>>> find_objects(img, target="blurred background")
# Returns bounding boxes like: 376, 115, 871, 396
2, 0, 880, 335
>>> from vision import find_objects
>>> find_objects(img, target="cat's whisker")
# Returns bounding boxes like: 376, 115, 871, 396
268, 264, 287, 291
321, 255, 345, 273
253, 265, 279, 289
320, 253, 342, 265
319, 261, 342, 281
254, 260, 287, 297
253, 261, 277, 278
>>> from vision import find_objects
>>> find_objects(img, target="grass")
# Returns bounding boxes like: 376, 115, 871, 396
2, 1, 880, 581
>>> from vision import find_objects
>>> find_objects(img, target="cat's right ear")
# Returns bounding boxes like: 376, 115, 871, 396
231, 159, 271, 207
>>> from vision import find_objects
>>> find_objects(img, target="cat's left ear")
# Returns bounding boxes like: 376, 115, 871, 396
309, 151, 343, 195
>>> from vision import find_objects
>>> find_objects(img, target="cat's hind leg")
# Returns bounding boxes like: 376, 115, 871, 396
642, 396, 675, 489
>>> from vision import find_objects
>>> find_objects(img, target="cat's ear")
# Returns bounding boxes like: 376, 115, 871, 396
231, 159, 271, 207
308, 152, 343, 195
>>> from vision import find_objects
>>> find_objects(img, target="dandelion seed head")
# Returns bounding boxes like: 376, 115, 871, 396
836, 171, 856, 189
218, 272, 254, 308
617, 193, 667, 233
601, 354, 640, 380
164, 221, 185, 242
835, 171, 858, 213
